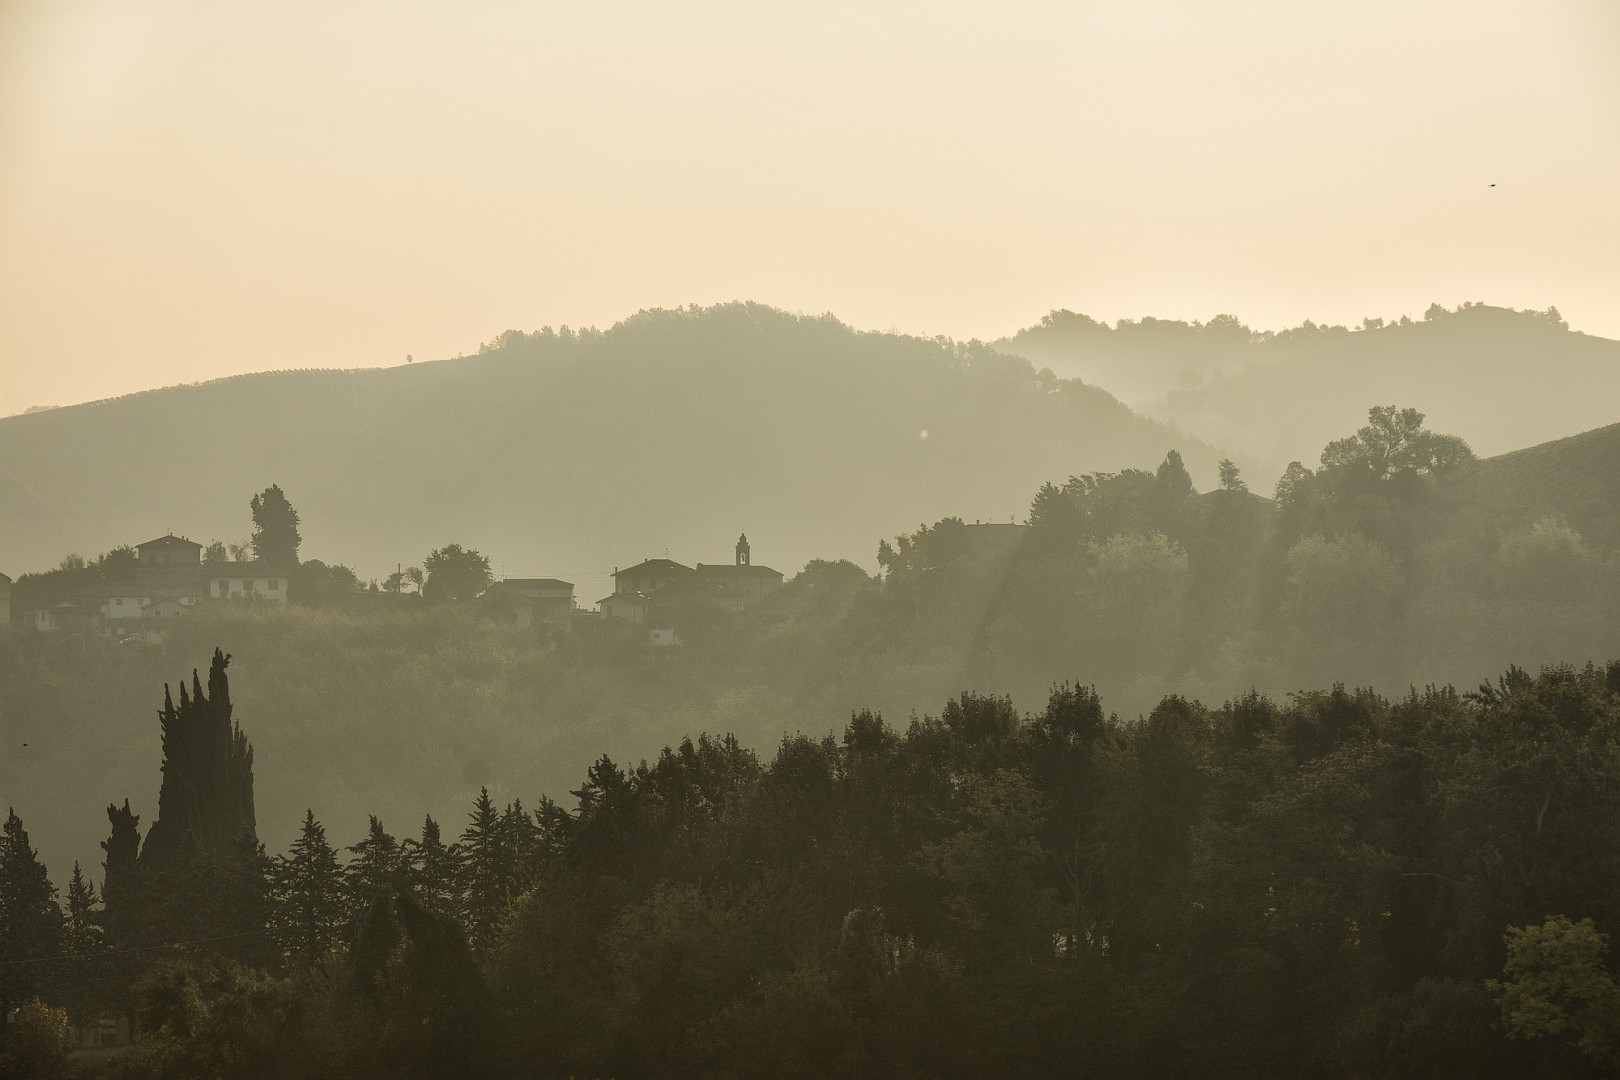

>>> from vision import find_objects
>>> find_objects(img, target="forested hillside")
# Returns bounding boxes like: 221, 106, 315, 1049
7, 408, 1618, 888
999, 304, 1619, 474
0, 304, 1219, 581
9, 656, 1620, 1079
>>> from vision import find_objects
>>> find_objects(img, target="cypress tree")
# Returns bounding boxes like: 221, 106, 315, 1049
99, 799, 144, 948
140, 648, 256, 871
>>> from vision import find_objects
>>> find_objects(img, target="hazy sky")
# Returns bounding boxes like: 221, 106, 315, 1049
2, 0, 1616, 415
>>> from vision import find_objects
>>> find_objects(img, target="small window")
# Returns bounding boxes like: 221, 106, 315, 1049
269, 579, 279, 591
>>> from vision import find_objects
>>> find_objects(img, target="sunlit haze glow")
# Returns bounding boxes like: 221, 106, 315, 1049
2, 0, 1616, 415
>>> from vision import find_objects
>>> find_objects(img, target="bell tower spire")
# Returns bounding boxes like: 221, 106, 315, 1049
735, 533, 750, 566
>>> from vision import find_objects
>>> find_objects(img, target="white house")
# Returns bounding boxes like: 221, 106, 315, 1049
206, 562, 292, 602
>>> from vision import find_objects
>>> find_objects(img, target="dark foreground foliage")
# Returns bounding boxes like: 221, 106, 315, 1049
10, 660, 1620, 1078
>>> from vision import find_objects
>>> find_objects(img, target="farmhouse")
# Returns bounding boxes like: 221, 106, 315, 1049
207, 562, 293, 602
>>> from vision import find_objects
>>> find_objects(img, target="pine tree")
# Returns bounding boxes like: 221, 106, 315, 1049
403, 815, 463, 918
64, 863, 101, 953
459, 789, 507, 951
0, 809, 65, 1021
502, 799, 542, 893
140, 648, 257, 871
1218, 458, 1248, 493
271, 810, 345, 970
346, 815, 403, 917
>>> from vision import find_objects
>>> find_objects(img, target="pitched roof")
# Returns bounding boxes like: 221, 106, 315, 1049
616, 559, 693, 578
205, 562, 294, 575
500, 578, 574, 590
598, 591, 651, 609
695, 563, 784, 578
1193, 488, 1277, 508
138, 534, 203, 551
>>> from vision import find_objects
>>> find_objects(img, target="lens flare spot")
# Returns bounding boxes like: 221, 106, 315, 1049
919, 429, 929, 440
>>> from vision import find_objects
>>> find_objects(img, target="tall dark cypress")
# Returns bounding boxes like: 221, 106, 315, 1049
140, 648, 256, 871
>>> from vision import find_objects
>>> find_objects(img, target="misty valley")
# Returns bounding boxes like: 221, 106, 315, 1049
1, 301, 1619, 1078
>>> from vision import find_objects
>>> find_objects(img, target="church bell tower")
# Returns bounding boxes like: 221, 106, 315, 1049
736, 533, 750, 566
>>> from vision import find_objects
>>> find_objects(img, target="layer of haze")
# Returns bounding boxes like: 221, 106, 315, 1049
2, 0, 1617, 416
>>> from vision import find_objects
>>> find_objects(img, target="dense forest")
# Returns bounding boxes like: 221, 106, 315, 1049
5, 406, 1619, 887
999, 303, 1620, 473
0, 303, 1220, 580
6, 645, 1620, 1078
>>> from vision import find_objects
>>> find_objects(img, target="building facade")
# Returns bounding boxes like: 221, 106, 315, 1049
498, 578, 575, 628
206, 562, 292, 602
135, 534, 206, 600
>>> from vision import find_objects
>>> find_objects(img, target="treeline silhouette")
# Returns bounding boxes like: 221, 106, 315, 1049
7, 653, 1620, 1077
849, 406, 1620, 713
7, 406, 1620, 901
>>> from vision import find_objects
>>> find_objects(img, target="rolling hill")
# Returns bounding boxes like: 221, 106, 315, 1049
1482, 419, 1620, 551
998, 304, 1620, 480
0, 303, 1223, 587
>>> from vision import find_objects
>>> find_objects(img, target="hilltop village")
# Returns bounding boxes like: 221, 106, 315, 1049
0, 531, 787, 647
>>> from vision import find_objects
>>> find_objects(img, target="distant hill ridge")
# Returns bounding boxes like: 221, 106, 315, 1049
0, 303, 1225, 581
998, 303, 1620, 474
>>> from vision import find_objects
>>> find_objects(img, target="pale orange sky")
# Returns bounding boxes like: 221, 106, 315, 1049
2, 0, 1617, 416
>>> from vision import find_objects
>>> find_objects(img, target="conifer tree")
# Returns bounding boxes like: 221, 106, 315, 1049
346, 815, 404, 917
57, 861, 107, 1026
403, 815, 463, 918
99, 799, 144, 947
502, 799, 542, 893
64, 862, 101, 954
140, 648, 257, 871
271, 810, 345, 969
459, 789, 507, 950
0, 809, 64, 1022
